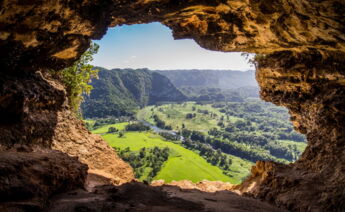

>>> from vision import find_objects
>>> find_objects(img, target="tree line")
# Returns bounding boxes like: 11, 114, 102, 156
116, 146, 170, 182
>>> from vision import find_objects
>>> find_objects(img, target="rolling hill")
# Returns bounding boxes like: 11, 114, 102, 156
81, 67, 187, 118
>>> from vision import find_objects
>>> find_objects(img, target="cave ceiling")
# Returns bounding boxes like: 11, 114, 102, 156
0, 0, 344, 72
0, 0, 344, 211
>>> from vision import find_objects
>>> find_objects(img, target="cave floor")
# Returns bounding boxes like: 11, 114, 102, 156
46, 175, 287, 212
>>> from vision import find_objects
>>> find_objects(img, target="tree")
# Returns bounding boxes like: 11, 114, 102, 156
217, 121, 225, 128
185, 113, 194, 119
139, 148, 146, 158
107, 127, 118, 133
125, 122, 150, 131
225, 125, 235, 133
118, 131, 124, 138
57, 42, 99, 116
191, 131, 206, 143
234, 120, 246, 129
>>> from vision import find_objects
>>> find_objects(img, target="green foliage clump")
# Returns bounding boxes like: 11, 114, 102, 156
118, 131, 124, 138
158, 132, 179, 141
107, 127, 118, 133
185, 113, 196, 119
153, 114, 172, 130
58, 42, 99, 115
101, 130, 238, 183
116, 146, 170, 182
81, 68, 187, 118
139, 100, 307, 163
125, 122, 150, 132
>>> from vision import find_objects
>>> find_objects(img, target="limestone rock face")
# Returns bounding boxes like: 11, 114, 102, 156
151, 179, 235, 192
51, 110, 134, 185
0, 150, 87, 211
0, 0, 345, 211
0, 71, 134, 186
1, 0, 344, 71
0, 71, 65, 148
238, 50, 345, 211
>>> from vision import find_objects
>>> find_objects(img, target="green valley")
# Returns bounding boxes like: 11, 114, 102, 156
90, 122, 251, 184
83, 68, 306, 185
137, 100, 307, 163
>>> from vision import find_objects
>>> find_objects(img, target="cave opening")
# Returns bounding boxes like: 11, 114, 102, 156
83, 22, 307, 185
2, 1, 344, 210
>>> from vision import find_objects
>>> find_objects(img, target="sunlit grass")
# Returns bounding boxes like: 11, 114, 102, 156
91, 122, 129, 134
101, 131, 245, 183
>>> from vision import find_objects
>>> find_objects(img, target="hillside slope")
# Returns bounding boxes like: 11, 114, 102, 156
81, 68, 187, 118
157, 70, 259, 100
156, 70, 257, 89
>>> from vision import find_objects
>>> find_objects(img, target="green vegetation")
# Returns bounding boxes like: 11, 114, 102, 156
125, 122, 151, 131
91, 123, 250, 184
138, 101, 306, 163
107, 127, 118, 133
83, 68, 306, 185
82, 69, 260, 119
137, 102, 232, 131
116, 146, 170, 182
81, 68, 186, 118
55, 42, 99, 115
91, 122, 129, 134
278, 140, 307, 156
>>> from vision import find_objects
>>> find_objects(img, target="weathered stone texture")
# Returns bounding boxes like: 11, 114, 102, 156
0, 0, 344, 211
238, 50, 345, 211
0, 150, 87, 211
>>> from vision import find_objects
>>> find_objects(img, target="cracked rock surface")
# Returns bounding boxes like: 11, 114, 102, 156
0, 0, 344, 211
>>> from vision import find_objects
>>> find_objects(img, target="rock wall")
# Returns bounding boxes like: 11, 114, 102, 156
51, 109, 134, 185
0, 150, 87, 211
0, 69, 134, 184
1, 0, 345, 211
238, 50, 345, 211
1, 0, 344, 68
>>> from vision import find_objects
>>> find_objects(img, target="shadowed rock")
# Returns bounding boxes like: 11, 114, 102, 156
0, 150, 87, 211
0, 0, 344, 211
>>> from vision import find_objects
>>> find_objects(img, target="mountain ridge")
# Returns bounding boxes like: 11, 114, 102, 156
156, 69, 257, 90
81, 67, 187, 118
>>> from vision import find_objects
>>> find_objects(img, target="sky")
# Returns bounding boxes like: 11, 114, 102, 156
91, 22, 254, 71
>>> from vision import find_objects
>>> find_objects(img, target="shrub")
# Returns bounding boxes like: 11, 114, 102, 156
107, 127, 118, 133
55, 42, 99, 116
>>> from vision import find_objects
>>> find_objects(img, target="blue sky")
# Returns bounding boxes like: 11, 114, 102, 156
92, 22, 254, 71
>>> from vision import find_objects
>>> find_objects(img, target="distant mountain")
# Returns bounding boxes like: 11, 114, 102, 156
81, 67, 187, 118
156, 70, 257, 89
156, 70, 259, 99
82, 68, 260, 118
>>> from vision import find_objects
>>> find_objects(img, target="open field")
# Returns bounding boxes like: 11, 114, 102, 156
138, 101, 307, 163
137, 102, 243, 132
91, 122, 129, 134
101, 131, 240, 183
91, 123, 252, 183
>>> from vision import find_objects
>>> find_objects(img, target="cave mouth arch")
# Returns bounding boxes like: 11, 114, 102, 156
1, 0, 344, 211
83, 22, 307, 185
